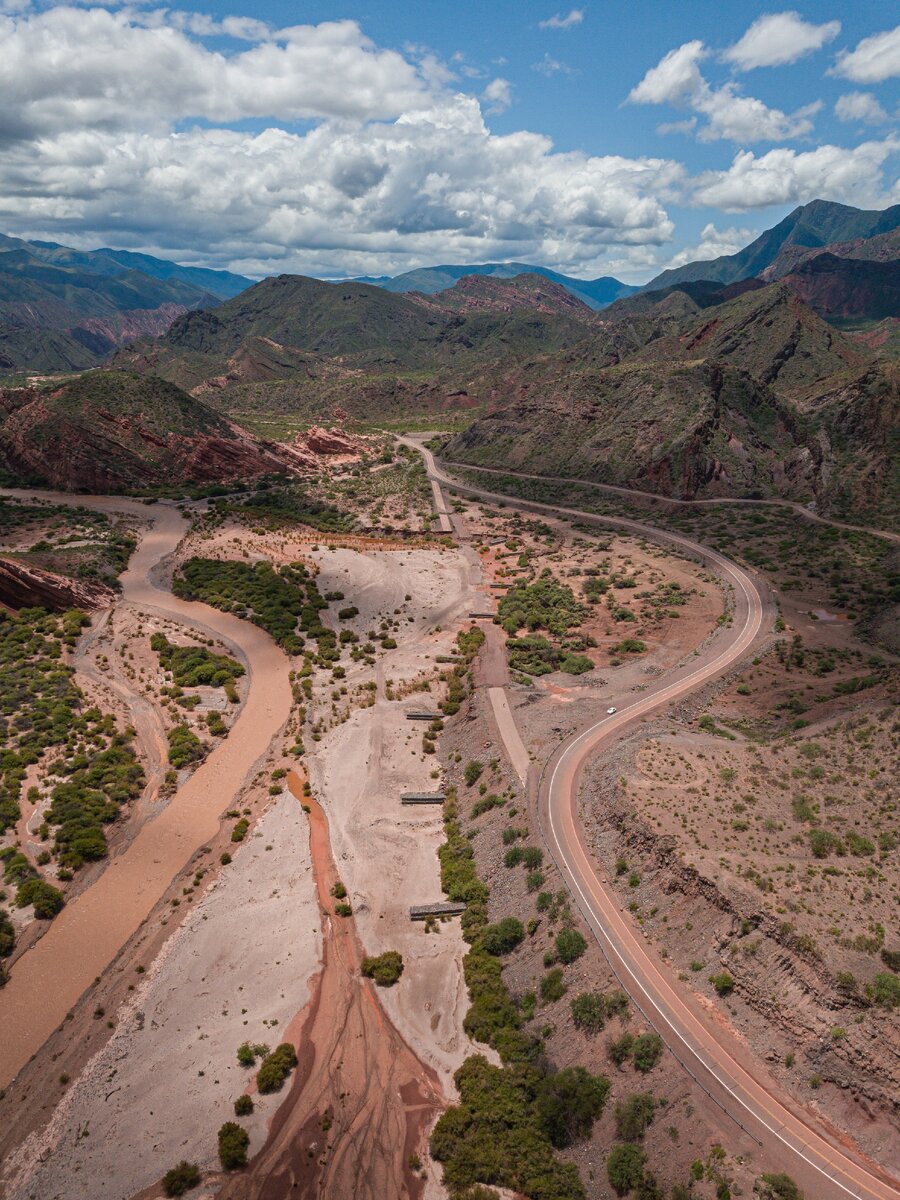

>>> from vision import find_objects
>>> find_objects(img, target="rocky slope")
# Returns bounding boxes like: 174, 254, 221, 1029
447, 282, 899, 521
643, 198, 900, 291
0, 556, 115, 611
0, 371, 296, 491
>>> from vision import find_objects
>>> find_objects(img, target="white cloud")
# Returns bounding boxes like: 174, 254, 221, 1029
723, 12, 840, 71
835, 91, 890, 125
629, 40, 819, 142
664, 221, 758, 268
629, 41, 708, 106
691, 138, 900, 210
533, 54, 576, 77
832, 24, 900, 83
538, 9, 584, 30
0, 93, 683, 278
0, 9, 437, 139
482, 77, 512, 113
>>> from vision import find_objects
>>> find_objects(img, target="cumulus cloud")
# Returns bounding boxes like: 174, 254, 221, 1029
664, 221, 758, 267
832, 24, 900, 83
482, 77, 512, 113
723, 12, 840, 71
629, 40, 820, 142
0, 92, 684, 277
539, 9, 584, 30
691, 138, 900, 210
835, 91, 890, 124
0, 9, 436, 139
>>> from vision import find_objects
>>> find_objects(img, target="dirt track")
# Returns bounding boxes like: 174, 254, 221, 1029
217, 771, 443, 1200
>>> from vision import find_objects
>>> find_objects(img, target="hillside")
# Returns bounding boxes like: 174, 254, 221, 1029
352, 261, 637, 309
0, 233, 252, 373
644, 199, 900, 292
446, 280, 898, 521
0, 371, 294, 491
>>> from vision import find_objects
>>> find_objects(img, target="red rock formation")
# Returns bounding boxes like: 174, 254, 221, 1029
0, 557, 115, 611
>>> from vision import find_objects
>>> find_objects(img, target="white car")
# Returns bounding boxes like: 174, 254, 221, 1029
607, 706, 617, 715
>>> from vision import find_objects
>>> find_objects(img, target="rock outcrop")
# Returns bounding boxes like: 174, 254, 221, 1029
0, 556, 115, 611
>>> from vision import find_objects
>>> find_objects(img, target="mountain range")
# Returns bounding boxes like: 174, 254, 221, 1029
349, 262, 638, 309
0, 234, 253, 373
0, 199, 896, 521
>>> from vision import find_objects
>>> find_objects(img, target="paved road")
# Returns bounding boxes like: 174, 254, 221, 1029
405, 440, 900, 1200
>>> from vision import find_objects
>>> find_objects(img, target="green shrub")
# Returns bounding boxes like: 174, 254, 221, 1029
522, 847, 543, 870
162, 1161, 201, 1196
615, 1092, 656, 1141
464, 760, 484, 787
361, 950, 404, 987
632, 1033, 663, 1073
217, 1122, 249, 1170
504, 847, 524, 867
607, 1143, 647, 1196
541, 968, 567, 1003
709, 971, 735, 996
430, 1055, 586, 1200
236, 1042, 256, 1067
867, 972, 900, 1008
536, 1066, 610, 1148
471, 793, 505, 818
151, 633, 243, 689
167, 723, 205, 770
555, 928, 587, 965
0, 908, 14, 957
608, 1032, 635, 1067
15, 879, 65, 918
480, 918, 525, 956
256, 1043, 298, 1094
571, 992, 608, 1034
756, 1174, 803, 1200
233, 1094, 253, 1116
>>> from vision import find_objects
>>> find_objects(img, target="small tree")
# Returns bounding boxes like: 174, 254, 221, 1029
536, 1066, 610, 1148
756, 1174, 803, 1200
217, 1122, 249, 1170
480, 918, 525, 956
361, 950, 404, 987
234, 1094, 254, 1116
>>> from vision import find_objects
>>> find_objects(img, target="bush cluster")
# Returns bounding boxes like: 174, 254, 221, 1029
150, 632, 243, 689
256, 1042, 298, 1093
361, 950, 404, 987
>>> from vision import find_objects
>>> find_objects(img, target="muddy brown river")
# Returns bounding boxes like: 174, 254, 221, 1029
0, 494, 294, 1087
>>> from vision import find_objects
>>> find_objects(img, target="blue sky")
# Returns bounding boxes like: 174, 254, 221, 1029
0, 1, 896, 281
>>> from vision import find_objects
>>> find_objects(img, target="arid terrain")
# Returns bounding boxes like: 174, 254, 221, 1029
0, 432, 896, 1200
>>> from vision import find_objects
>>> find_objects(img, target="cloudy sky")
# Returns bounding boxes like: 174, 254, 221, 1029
1, 0, 897, 281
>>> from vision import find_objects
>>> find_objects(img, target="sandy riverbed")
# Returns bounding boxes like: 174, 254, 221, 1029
307, 545, 483, 1087
3, 793, 320, 1200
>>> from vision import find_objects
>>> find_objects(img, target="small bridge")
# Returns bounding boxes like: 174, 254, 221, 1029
401, 793, 446, 805
409, 903, 466, 920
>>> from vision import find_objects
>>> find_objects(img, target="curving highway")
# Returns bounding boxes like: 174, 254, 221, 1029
406, 439, 900, 1200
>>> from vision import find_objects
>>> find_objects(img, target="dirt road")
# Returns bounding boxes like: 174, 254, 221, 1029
407, 444, 900, 1200
0, 492, 294, 1089
439, 458, 900, 546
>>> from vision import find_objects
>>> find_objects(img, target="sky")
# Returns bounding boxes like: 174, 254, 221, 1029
0, 0, 897, 282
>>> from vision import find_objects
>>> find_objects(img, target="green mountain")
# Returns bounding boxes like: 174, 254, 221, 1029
0, 233, 253, 373
644, 200, 900, 292
351, 261, 637, 309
